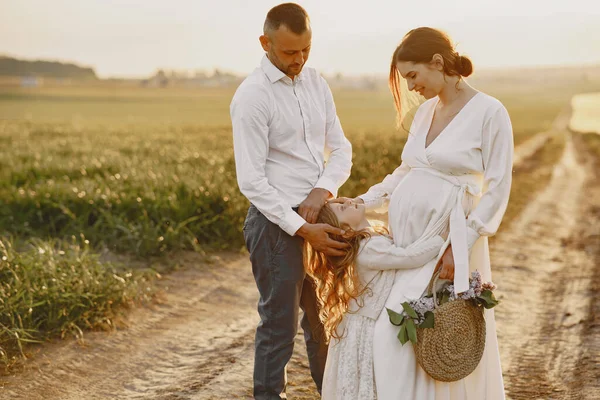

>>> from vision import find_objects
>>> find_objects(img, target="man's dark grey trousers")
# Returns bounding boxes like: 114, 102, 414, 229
243, 204, 328, 399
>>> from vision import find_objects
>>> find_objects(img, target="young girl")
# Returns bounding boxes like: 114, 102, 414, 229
304, 200, 448, 399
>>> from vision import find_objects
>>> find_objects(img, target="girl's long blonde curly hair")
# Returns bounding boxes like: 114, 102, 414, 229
304, 203, 386, 342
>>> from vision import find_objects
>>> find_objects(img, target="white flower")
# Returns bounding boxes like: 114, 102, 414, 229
460, 288, 476, 300
469, 271, 483, 296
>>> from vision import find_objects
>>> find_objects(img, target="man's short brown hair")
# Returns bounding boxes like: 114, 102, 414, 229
264, 3, 310, 35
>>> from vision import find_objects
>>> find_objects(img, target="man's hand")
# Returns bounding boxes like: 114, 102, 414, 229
328, 197, 364, 205
434, 244, 455, 281
297, 223, 350, 257
298, 188, 332, 224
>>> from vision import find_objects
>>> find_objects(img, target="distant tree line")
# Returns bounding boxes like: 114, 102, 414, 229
0, 56, 97, 79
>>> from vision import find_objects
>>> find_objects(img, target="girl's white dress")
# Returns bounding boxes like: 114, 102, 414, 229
359, 92, 513, 400
321, 234, 446, 400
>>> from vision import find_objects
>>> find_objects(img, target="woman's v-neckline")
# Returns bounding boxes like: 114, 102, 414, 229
424, 92, 481, 150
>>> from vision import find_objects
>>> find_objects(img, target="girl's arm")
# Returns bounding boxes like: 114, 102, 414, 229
357, 235, 445, 271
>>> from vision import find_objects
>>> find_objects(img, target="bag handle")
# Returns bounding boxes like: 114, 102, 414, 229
426, 269, 443, 309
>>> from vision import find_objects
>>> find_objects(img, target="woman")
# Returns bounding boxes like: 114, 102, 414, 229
335, 27, 512, 399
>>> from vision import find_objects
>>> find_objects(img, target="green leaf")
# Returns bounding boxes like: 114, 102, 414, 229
401, 302, 418, 319
406, 318, 418, 344
386, 307, 405, 326
478, 289, 500, 309
397, 322, 409, 345
419, 311, 435, 329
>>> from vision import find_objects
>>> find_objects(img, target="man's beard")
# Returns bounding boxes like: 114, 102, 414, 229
269, 50, 302, 77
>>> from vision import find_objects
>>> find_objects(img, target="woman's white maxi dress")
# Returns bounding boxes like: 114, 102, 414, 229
359, 92, 513, 400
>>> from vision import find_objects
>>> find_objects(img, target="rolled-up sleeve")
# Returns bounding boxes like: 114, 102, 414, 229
231, 84, 306, 236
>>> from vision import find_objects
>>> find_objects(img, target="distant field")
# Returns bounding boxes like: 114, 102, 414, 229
0, 86, 236, 128
1, 76, 593, 137
0, 83, 579, 136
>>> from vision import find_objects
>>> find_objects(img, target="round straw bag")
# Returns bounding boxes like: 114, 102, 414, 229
413, 270, 486, 382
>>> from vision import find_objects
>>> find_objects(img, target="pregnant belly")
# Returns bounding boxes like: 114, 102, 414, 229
388, 169, 455, 246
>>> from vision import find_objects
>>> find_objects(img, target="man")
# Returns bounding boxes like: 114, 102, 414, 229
230, 3, 353, 399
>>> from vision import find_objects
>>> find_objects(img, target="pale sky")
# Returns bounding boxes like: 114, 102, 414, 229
2, 0, 600, 78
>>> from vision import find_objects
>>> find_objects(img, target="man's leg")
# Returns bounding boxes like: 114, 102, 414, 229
244, 206, 306, 400
300, 275, 328, 393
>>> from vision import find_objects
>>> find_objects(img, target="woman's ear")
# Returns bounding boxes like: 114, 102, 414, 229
430, 53, 444, 72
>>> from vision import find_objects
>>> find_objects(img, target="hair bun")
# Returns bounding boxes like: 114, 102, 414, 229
457, 54, 473, 77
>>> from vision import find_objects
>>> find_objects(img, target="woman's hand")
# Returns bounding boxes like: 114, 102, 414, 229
435, 244, 455, 281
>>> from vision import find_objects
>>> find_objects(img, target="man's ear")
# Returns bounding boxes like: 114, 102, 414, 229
430, 53, 444, 71
259, 35, 270, 52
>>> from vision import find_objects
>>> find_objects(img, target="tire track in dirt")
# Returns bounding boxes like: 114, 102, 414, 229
569, 133, 600, 400
491, 132, 599, 399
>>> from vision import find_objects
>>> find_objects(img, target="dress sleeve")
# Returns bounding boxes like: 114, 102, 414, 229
356, 235, 445, 271
466, 105, 514, 249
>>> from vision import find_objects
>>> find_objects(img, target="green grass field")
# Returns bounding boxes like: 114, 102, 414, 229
1, 75, 598, 366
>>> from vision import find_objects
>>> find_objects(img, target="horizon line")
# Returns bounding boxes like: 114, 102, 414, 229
2, 52, 600, 80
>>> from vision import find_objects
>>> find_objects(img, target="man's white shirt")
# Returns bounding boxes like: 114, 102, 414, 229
231, 55, 352, 236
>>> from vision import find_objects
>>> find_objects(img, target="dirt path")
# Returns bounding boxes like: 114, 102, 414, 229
491, 133, 599, 399
1, 132, 599, 399
511, 107, 569, 166
0, 253, 263, 399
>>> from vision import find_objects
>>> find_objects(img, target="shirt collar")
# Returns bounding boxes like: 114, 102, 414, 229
260, 54, 304, 84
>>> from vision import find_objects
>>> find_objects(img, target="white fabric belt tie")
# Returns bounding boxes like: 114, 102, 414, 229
411, 168, 482, 293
